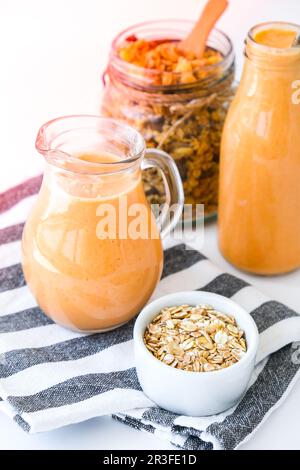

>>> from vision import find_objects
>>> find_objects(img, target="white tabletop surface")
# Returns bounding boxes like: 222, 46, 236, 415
1, 0, 300, 450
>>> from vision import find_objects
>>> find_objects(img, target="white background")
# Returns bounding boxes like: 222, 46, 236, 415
0, 0, 300, 450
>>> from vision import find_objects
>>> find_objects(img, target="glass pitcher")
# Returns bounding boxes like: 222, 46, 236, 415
22, 116, 184, 332
219, 22, 300, 275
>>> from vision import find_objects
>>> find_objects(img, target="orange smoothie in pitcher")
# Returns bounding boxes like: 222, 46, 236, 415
22, 152, 163, 331
219, 23, 300, 275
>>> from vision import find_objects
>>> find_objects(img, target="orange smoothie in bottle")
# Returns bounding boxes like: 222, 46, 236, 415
219, 22, 300, 275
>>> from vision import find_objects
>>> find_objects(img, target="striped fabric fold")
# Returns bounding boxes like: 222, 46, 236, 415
0, 176, 300, 449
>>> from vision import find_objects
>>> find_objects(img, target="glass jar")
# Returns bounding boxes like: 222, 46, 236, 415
22, 116, 183, 332
101, 20, 235, 219
219, 22, 300, 274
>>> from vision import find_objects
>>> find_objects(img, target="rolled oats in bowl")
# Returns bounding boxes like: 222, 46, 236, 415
144, 304, 247, 372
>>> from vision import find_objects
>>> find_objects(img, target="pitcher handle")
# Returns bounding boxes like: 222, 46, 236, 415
142, 148, 184, 239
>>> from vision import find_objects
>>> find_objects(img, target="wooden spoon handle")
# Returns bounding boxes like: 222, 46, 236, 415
180, 0, 228, 57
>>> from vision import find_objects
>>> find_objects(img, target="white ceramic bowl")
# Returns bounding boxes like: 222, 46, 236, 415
134, 291, 259, 416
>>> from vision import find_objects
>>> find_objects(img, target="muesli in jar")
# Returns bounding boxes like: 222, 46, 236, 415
101, 20, 236, 218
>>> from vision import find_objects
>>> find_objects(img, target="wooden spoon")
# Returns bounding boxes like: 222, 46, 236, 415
179, 0, 228, 58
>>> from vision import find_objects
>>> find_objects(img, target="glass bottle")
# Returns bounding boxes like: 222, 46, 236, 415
219, 22, 300, 274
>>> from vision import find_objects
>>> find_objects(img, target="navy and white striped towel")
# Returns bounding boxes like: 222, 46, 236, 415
1, 175, 300, 450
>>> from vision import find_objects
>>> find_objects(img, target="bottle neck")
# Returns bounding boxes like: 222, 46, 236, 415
245, 44, 300, 73
244, 22, 300, 72
237, 28, 300, 110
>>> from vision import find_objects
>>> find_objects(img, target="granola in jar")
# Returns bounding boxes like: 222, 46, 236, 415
101, 20, 236, 218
